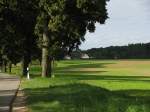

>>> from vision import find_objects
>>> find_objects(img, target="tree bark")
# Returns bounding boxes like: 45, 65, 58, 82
1, 60, 4, 72
22, 54, 30, 76
2, 60, 7, 72
8, 61, 12, 73
41, 23, 52, 77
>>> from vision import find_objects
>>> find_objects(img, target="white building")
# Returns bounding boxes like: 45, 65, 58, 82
81, 53, 90, 59
64, 55, 71, 60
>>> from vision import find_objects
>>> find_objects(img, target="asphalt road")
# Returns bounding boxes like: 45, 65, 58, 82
0, 73, 20, 112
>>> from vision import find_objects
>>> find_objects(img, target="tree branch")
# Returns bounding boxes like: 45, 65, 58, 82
0, 2, 4, 6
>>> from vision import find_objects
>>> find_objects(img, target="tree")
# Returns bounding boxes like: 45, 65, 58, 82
14, 0, 39, 76
0, 0, 22, 72
35, 0, 109, 77
0, 0, 39, 75
85, 43, 150, 59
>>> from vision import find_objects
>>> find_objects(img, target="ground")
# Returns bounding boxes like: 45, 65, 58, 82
12, 60, 150, 112
0, 73, 20, 112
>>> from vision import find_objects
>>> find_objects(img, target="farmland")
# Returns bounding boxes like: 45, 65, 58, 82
19, 60, 150, 112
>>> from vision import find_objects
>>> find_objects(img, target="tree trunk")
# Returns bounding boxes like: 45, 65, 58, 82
1, 60, 4, 72
22, 54, 30, 76
0, 59, 2, 72
2, 60, 7, 72
4, 62, 7, 72
8, 61, 12, 73
41, 23, 52, 77
39, 58, 42, 66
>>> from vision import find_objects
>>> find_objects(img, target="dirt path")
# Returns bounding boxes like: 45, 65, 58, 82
12, 89, 28, 112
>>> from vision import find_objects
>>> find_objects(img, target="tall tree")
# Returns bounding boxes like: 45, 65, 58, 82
0, 0, 22, 72
0, 0, 39, 75
35, 0, 109, 77
15, 0, 39, 76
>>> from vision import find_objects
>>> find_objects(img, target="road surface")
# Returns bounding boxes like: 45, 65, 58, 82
0, 73, 20, 112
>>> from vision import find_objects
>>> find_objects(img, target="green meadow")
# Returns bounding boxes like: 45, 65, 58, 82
15, 60, 150, 112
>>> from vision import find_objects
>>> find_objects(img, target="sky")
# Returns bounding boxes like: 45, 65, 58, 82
80, 0, 150, 50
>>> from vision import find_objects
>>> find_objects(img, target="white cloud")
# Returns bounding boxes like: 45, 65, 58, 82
80, 0, 150, 50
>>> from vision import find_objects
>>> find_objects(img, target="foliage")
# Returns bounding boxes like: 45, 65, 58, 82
85, 43, 150, 59
35, 0, 109, 52
0, 0, 22, 64
0, 0, 40, 71
1, 0, 109, 76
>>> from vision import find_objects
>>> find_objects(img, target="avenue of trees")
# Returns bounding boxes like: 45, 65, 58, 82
0, 0, 109, 77
84, 43, 150, 59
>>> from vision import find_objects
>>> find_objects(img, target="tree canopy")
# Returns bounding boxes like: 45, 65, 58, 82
35, 0, 108, 48
35, 0, 109, 77
0, 0, 109, 77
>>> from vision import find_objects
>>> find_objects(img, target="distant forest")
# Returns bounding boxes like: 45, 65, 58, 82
83, 43, 150, 59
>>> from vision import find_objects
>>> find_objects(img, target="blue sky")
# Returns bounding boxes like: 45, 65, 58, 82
80, 0, 150, 50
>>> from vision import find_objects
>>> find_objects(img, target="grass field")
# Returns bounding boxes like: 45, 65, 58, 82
17, 60, 150, 112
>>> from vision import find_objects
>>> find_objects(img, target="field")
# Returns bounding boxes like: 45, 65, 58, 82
17, 60, 150, 112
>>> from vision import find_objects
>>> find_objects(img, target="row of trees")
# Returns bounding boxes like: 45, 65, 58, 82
85, 43, 150, 59
0, 0, 109, 77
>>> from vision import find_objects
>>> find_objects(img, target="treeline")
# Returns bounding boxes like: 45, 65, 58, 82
85, 43, 150, 59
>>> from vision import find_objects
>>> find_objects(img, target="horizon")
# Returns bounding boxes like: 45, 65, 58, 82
82, 42, 150, 50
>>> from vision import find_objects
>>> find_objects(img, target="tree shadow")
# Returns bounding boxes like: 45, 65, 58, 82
24, 61, 150, 111
12, 90, 27, 112
55, 74, 150, 82
24, 83, 150, 112
0, 90, 17, 112
56, 62, 114, 71
29, 61, 150, 83
54, 62, 111, 79
0, 77, 19, 81
29, 61, 114, 78
0, 73, 19, 81
53, 61, 150, 82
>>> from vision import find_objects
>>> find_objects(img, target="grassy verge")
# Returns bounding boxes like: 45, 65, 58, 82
14, 60, 150, 112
